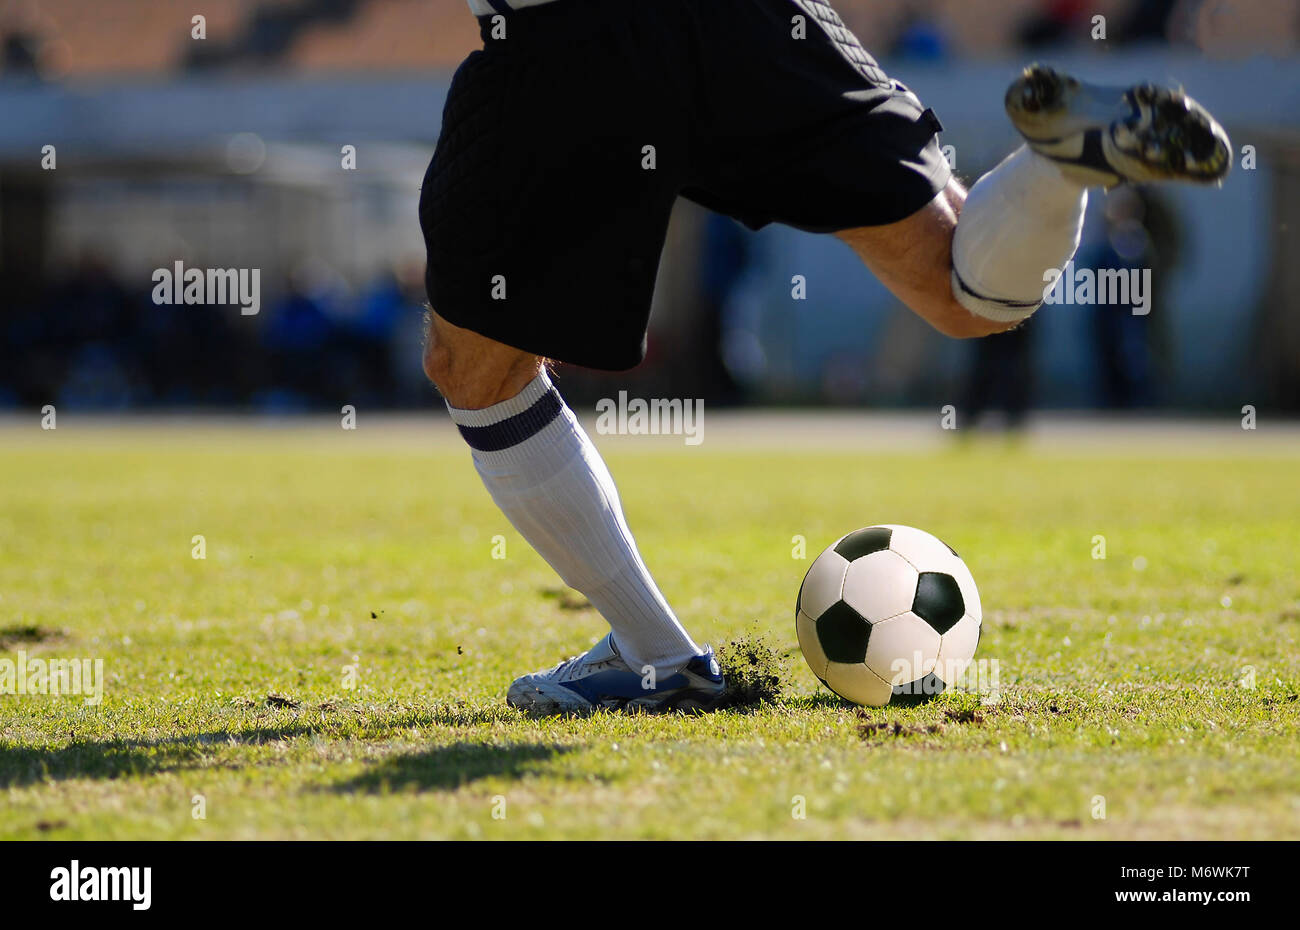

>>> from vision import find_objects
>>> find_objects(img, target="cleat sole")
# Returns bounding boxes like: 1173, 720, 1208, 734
1005, 63, 1231, 187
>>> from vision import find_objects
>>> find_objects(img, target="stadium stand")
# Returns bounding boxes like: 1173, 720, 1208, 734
2, 0, 1294, 80
0, 1, 1296, 412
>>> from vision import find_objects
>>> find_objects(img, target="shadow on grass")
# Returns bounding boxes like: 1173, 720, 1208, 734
0, 699, 530, 788
539, 587, 594, 611
332, 741, 574, 794
785, 692, 857, 711
0, 725, 318, 788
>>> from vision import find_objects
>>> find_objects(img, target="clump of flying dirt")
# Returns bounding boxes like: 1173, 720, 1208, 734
857, 705, 986, 741
857, 720, 946, 740
0, 625, 65, 650
540, 587, 594, 611
716, 632, 785, 708
944, 706, 985, 725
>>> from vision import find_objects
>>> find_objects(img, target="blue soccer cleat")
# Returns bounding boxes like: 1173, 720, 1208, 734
506, 634, 727, 716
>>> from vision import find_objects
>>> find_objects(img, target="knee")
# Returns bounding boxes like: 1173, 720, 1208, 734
421, 320, 454, 391
421, 308, 542, 408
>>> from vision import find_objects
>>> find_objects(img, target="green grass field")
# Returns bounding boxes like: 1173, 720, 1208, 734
2, 416, 1298, 840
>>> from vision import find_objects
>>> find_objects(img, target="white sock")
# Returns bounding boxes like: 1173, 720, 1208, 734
446, 370, 702, 674
952, 145, 1089, 324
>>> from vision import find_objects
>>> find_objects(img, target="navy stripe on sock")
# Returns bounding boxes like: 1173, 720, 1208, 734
483, 0, 512, 14
953, 268, 1043, 309
457, 387, 564, 452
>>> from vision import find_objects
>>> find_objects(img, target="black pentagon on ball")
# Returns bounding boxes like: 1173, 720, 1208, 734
815, 600, 871, 663
911, 571, 965, 634
890, 671, 947, 705
833, 526, 892, 561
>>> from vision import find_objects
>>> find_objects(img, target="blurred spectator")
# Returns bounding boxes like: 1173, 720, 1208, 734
2, 29, 41, 78
1018, 0, 1094, 48
1080, 186, 1180, 408
1119, 0, 1180, 43
0, 253, 434, 411
963, 321, 1035, 431
696, 214, 752, 406
889, 7, 950, 62
347, 258, 427, 405
0, 0, 45, 81
259, 267, 339, 410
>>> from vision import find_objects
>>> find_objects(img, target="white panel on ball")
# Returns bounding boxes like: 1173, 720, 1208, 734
797, 549, 849, 619
881, 524, 958, 570
840, 549, 918, 622
934, 613, 981, 685
795, 609, 830, 679
863, 612, 940, 685
824, 661, 893, 707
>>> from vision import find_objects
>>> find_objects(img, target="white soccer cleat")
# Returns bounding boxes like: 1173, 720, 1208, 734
506, 633, 726, 716
1005, 63, 1232, 188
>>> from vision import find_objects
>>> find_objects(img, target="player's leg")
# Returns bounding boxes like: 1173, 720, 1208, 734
423, 310, 724, 715
681, 0, 992, 336
683, 3, 1228, 340
419, 3, 724, 715
834, 179, 1011, 339
839, 64, 1230, 336
420, 312, 680, 665
836, 151, 1088, 338
422, 310, 542, 410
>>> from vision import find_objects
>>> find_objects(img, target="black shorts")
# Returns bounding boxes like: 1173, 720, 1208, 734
420, 0, 951, 371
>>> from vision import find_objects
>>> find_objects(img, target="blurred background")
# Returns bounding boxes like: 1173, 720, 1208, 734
0, 0, 1296, 422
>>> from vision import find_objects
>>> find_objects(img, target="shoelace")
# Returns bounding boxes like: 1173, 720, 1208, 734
547, 654, 587, 678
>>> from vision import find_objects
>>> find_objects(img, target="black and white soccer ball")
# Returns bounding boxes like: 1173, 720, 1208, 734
796, 525, 982, 707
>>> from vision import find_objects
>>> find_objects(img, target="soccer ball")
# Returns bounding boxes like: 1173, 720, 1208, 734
796, 525, 982, 707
